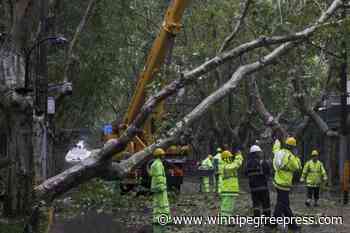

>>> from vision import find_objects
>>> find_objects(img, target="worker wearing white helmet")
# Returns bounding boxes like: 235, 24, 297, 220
250, 145, 263, 153
245, 144, 272, 226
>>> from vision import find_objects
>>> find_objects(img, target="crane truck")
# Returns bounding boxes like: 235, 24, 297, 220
103, 0, 191, 193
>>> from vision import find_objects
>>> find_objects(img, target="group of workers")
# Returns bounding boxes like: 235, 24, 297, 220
199, 137, 328, 231
148, 136, 328, 232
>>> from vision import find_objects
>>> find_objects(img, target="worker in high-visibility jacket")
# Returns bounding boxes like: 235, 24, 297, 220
272, 137, 301, 231
220, 150, 243, 219
149, 148, 170, 231
300, 149, 327, 207
200, 154, 213, 193
213, 148, 223, 193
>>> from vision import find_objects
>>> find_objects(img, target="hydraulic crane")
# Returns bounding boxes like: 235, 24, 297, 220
104, 0, 191, 192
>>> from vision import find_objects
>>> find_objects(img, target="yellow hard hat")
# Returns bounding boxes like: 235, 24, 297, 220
208, 154, 213, 159
285, 137, 297, 147
217, 148, 222, 152
221, 150, 232, 160
153, 148, 165, 157
311, 150, 319, 156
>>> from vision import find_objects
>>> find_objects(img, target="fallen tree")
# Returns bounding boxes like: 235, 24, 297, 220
34, 0, 344, 203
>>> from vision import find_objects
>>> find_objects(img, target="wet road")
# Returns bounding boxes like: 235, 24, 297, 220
49, 178, 350, 233
51, 211, 122, 233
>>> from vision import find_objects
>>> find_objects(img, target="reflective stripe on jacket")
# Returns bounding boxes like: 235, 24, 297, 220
150, 158, 167, 193
201, 157, 213, 169
272, 141, 301, 191
301, 160, 327, 187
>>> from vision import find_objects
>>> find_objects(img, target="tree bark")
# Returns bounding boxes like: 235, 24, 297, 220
0, 49, 34, 216
291, 75, 338, 137
34, 0, 344, 203
249, 76, 289, 139
4, 112, 33, 216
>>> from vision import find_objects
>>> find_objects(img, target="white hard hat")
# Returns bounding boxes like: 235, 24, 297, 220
250, 145, 262, 153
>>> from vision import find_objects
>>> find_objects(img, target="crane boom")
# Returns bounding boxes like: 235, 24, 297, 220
124, 0, 190, 127
104, 0, 192, 192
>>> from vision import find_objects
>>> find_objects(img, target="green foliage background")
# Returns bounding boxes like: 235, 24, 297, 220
47, 0, 347, 155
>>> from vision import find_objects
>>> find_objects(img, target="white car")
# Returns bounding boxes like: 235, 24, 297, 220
65, 140, 92, 164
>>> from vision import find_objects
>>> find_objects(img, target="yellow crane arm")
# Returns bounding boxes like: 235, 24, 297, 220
124, 0, 190, 126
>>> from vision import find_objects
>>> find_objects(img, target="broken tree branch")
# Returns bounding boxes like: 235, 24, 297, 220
34, 0, 344, 202
115, 44, 299, 178
114, 0, 343, 178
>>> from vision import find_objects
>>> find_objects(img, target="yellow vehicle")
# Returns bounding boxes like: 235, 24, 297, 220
103, 0, 191, 192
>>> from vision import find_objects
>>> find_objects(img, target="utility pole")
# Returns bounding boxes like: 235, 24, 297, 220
34, 0, 49, 181
40, 0, 49, 180
37, 0, 48, 115
339, 2, 349, 205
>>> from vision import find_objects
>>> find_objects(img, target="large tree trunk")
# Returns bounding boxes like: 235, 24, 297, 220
0, 43, 36, 215
4, 112, 33, 216
34, 0, 344, 204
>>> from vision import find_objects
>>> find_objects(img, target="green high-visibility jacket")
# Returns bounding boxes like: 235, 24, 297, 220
301, 160, 327, 187
214, 153, 223, 174
221, 153, 243, 193
150, 158, 167, 193
272, 140, 301, 191
200, 156, 213, 193
201, 157, 213, 169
